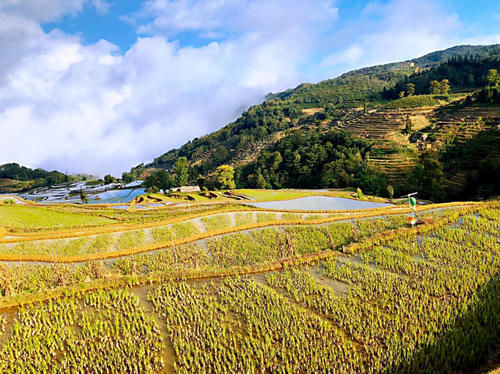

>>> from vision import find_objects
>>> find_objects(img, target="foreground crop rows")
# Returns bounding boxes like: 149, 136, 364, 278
147, 206, 498, 373
0, 289, 164, 373
1, 204, 459, 263
0, 215, 407, 299
0, 203, 497, 373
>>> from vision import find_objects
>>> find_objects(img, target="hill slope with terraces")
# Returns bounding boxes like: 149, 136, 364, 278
127, 44, 500, 200
328, 96, 500, 190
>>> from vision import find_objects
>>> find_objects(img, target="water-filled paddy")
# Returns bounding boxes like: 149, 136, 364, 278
247, 196, 392, 210
20, 181, 146, 204
109, 205, 130, 210
89, 188, 146, 204
135, 203, 164, 210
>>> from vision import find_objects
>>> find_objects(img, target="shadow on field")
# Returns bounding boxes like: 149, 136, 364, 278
386, 272, 499, 374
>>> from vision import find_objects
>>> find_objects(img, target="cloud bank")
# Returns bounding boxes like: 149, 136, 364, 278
0, 0, 338, 175
0, 0, 498, 176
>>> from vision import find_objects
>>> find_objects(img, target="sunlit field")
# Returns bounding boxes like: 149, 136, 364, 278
2, 0, 500, 372
0, 195, 497, 373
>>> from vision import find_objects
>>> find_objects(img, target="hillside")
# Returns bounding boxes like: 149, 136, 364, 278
0, 163, 72, 193
125, 44, 500, 201
269, 44, 500, 103
335, 99, 500, 197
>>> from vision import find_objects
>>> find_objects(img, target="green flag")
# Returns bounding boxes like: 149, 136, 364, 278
408, 196, 417, 211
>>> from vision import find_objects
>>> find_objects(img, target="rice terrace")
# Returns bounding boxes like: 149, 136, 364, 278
1, 1, 500, 372
0, 189, 497, 373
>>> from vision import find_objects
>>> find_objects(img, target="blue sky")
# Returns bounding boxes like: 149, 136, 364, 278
43, 1, 144, 52
41, 0, 500, 70
1, 0, 499, 175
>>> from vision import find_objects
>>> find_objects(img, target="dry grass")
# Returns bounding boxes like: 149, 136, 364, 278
0, 201, 484, 263
301, 107, 324, 116
409, 114, 431, 131
0, 202, 486, 311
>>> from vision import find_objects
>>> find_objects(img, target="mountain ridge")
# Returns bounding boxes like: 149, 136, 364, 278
123, 43, 500, 201
268, 44, 500, 101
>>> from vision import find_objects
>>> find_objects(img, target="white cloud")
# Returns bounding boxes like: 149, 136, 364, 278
0, 0, 109, 21
0, 0, 498, 177
0, 0, 339, 176
363, 0, 459, 60
91, 0, 110, 15
320, 0, 460, 76
321, 44, 363, 67
0, 0, 86, 22
318, 0, 500, 80
136, 0, 244, 35
136, 0, 337, 37
0, 0, 110, 82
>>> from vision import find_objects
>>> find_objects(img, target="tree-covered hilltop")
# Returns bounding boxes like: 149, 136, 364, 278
234, 86, 500, 202
136, 45, 498, 175
0, 163, 72, 193
384, 54, 500, 99
124, 44, 500, 201
268, 44, 500, 103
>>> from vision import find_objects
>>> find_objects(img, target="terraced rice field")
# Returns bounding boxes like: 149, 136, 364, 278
333, 103, 500, 192
0, 196, 497, 373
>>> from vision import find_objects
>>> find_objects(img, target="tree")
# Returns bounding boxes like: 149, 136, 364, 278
440, 79, 450, 95
103, 174, 116, 185
215, 165, 236, 189
357, 165, 387, 197
387, 185, 394, 199
405, 83, 415, 96
412, 151, 446, 202
430, 80, 441, 95
398, 91, 405, 98
355, 187, 364, 199
212, 146, 229, 165
405, 116, 412, 134
121, 172, 134, 183
486, 69, 499, 86
79, 189, 88, 204
173, 157, 189, 186
387, 184, 394, 199
254, 168, 267, 189
143, 174, 159, 192
155, 170, 173, 193
256, 174, 267, 189
144, 170, 172, 193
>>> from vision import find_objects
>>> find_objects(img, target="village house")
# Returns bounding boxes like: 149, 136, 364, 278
172, 186, 201, 193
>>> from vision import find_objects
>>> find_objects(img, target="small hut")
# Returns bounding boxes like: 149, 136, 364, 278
173, 186, 201, 193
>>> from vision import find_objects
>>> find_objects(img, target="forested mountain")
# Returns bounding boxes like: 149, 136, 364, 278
124, 44, 500, 201
0, 163, 71, 193
384, 54, 500, 98
269, 44, 500, 103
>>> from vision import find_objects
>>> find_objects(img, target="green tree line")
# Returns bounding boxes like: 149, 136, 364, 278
383, 55, 500, 98
0, 163, 70, 188
235, 130, 388, 196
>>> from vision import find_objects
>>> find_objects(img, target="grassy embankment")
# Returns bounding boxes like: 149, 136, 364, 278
0, 200, 482, 263
234, 189, 387, 202
382, 93, 466, 109
0, 205, 114, 230
0, 201, 497, 373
